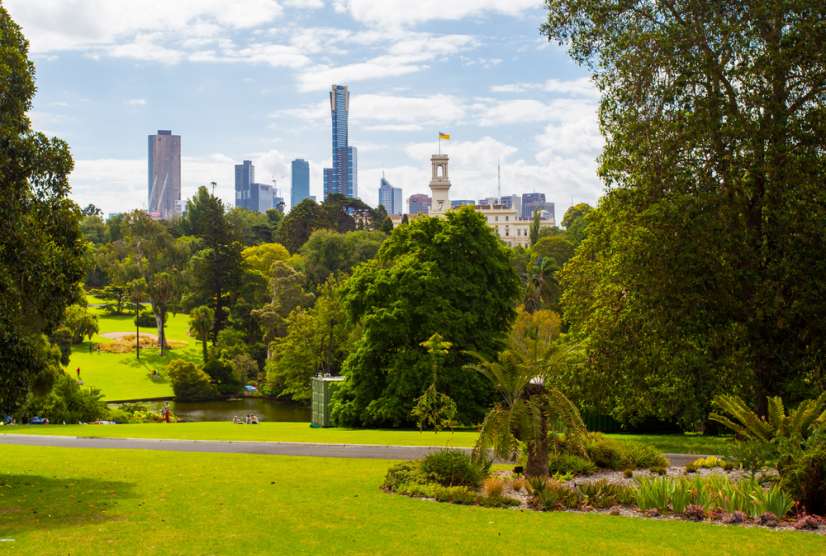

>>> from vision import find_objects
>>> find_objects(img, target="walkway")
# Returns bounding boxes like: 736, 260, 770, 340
0, 433, 698, 465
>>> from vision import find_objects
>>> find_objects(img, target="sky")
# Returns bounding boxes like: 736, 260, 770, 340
6, 0, 604, 219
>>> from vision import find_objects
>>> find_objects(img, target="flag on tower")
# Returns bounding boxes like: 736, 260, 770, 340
438, 132, 451, 140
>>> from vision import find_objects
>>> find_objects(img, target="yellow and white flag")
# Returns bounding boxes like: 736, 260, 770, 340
438, 131, 451, 140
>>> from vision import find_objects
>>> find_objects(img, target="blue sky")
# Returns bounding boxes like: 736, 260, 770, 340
6, 0, 603, 218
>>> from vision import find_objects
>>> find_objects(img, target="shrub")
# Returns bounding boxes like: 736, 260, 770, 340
586, 435, 668, 470
203, 357, 243, 394
166, 360, 218, 401
382, 461, 428, 492
548, 453, 597, 476
16, 373, 107, 424
683, 504, 706, 521
778, 432, 826, 515
577, 480, 636, 509
482, 477, 504, 497
421, 450, 484, 488
134, 310, 156, 328
478, 495, 520, 508
511, 477, 527, 492
530, 479, 581, 511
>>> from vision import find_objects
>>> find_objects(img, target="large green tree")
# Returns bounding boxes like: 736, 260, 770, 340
545, 1, 826, 425
332, 207, 520, 427
182, 187, 245, 340
0, 7, 86, 413
299, 229, 385, 288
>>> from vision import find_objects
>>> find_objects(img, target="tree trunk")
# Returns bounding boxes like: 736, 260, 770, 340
525, 415, 550, 478
202, 337, 208, 363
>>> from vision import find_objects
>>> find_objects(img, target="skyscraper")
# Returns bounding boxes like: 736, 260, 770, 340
291, 159, 310, 209
521, 192, 555, 223
323, 84, 357, 199
235, 160, 255, 210
408, 194, 431, 215
378, 176, 403, 215
147, 130, 181, 219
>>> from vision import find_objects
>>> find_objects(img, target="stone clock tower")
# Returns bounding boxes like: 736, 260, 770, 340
429, 154, 451, 216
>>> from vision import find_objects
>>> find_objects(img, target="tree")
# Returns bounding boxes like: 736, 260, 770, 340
81, 204, 102, 217
226, 207, 273, 246
299, 229, 385, 288
529, 210, 541, 246
410, 333, 458, 432
561, 203, 592, 247
0, 7, 86, 414
63, 305, 99, 344
167, 359, 217, 402
265, 276, 353, 400
544, 1, 826, 424
241, 242, 290, 276
123, 211, 185, 355
181, 187, 244, 340
127, 278, 147, 360
253, 261, 314, 347
466, 308, 587, 478
189, 306, 214, 363
332, 207, 521, 427
278, 198, 325, 252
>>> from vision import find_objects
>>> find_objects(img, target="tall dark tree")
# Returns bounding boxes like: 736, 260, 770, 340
332, 207, 520, 427
181, 187, 244, 340
278, 198, 325, 252
0, 7, 86, 414
545, 1, 826, 425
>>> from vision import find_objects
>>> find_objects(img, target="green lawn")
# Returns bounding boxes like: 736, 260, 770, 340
1, 422, 731, 454
69, 307, 200, 401
1, 445, 821, 555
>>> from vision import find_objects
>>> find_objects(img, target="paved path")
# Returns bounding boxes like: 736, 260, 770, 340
0, 434, 699, 465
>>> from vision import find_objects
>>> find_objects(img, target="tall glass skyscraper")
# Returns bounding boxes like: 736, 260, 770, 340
291, 159, 310, 209
147, 130, 181, 219
378, 176, 402, 215
324, 84, 357, 199
235, 160, 255, 210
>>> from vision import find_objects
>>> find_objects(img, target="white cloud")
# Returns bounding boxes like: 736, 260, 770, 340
490, 77, 599, 98
344, 0, 541, 27
5, 0, 284, 52
296, 33, 476, 91
280, 93, 466, 127
283, 0, 324, 8
126, 99, 147, 107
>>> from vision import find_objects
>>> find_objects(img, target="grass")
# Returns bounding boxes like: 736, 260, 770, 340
1, 422, 732, 454
1, 445, 822, 555
69, 305, 200, 401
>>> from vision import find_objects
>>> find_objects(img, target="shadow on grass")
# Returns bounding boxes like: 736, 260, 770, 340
0, 474, 136, 536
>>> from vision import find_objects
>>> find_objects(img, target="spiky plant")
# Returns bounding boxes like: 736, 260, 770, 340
465, 309, 586, 478
710, 393, 826, 444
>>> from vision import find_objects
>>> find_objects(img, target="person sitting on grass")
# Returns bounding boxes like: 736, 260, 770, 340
232, 416, 241, 424
250, 414, 259, 424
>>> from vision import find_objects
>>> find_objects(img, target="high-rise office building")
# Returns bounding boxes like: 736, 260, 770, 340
147, 130, 181, 219
500, 194, 522, 216
291, 159, 310, 209
408, 194, 431, 215
521, 192, 555, 223
235, 160, 255, 210
378, 176, 403, 215
323, 84, 358, 199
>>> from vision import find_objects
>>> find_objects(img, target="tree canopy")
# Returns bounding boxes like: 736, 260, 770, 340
0, 6, 85, 413
544, 0, 826, 426
332, 207, 520, 427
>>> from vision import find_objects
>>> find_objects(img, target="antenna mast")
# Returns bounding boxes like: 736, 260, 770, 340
497, 160, 501, 200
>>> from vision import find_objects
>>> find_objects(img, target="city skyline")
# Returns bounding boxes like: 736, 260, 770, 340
8, 0, 603, 217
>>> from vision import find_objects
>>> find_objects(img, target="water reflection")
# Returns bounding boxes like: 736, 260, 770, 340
144, 398, 310, 422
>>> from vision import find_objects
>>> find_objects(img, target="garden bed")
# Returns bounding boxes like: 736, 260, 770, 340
383, 450, 825, 535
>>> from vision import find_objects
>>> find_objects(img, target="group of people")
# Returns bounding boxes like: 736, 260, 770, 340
232, 414, 259, 425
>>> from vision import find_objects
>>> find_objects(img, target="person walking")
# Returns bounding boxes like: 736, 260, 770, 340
76, 367, 80, 379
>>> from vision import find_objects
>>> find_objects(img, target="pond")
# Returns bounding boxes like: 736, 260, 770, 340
142, 398, 310, 422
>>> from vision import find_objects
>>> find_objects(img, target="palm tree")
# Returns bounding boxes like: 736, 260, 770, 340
465, 309, 586, 478
189, 305, 214, 363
